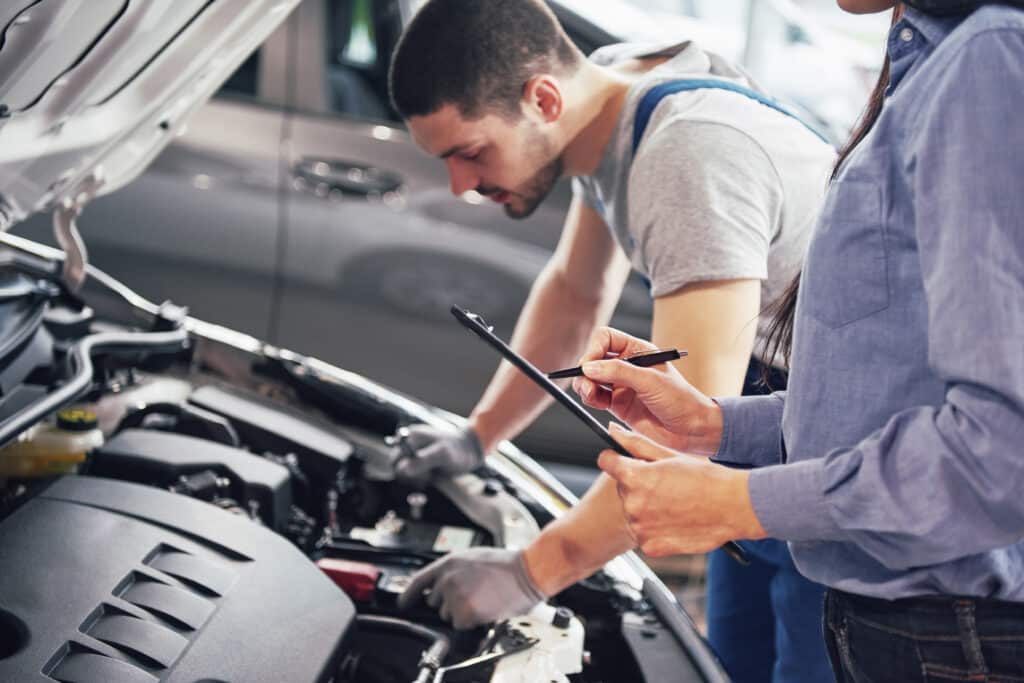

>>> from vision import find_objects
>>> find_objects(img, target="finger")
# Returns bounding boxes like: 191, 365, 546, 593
608, 385, 636, 419
397, 560, 444, 610
581, 358, 661, 395
393, 457, 427, 483
609, 423, 678, 462
394, 441, 448, 480
598, 449, 637, 483
579, 326, 657, 365
440, 601, 453, 624
403, 423, 442, 449
575, 378, 612, 411
572, 376, 590, 399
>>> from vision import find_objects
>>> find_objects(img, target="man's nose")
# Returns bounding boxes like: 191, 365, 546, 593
445, 158, 478, 196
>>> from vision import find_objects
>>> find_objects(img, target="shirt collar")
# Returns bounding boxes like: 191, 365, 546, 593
887, 8, 964, 91
901, 7, 963, 46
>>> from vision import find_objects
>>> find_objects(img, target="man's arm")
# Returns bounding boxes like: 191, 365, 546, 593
394, 195, 630, 482
651, 279, 760, 396
469, 196, 631, 453
524, 279, 760, 594
524, 121, 780, 594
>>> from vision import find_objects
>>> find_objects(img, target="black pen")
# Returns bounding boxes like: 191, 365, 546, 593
547, 348, 686, 380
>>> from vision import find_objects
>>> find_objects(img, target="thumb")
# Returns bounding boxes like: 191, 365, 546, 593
609, 422, 678, 463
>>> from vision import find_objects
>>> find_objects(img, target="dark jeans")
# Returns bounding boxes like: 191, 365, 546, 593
825, 589, 1024, 682
707, 540, 832, 683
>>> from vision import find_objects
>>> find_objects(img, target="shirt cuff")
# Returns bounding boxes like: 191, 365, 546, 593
712, 393, 785, 468
748, 459, 843, 542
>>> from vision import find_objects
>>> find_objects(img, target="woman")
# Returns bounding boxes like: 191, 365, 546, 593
573, 0, 1024, 679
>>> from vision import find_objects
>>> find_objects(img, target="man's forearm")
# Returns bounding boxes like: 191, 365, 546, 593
523, 473, 635, 595
469, 264, 620, 453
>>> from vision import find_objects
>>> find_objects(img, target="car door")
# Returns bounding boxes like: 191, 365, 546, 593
273, 0, 651, 463
10, 36, 290, 340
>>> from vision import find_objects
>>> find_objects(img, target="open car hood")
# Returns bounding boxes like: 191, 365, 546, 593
0, 0, 299, 231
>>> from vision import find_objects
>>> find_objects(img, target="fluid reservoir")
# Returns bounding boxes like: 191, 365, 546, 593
0, 408, 104, 477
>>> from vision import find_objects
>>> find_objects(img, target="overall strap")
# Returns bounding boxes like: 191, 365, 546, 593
631, 79, 830, 154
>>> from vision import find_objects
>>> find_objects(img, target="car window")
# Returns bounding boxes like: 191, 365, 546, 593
217, 50, 262, 99
325, 0, 402, 122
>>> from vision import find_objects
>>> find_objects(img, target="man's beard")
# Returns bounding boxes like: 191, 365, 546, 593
503, 154, 563, 219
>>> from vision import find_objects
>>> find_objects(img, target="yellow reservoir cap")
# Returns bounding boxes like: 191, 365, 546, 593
56, 408, 99, 432
0, 411, 104, 478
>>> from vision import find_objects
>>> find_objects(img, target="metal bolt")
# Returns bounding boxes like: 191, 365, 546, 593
407, 492, 427, 521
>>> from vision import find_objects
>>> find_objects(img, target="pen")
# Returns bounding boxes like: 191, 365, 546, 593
547, 348, 686, 380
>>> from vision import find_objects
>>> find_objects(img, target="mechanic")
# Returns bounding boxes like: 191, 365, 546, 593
387, 1, 835, 681
566, 1, 1024, 680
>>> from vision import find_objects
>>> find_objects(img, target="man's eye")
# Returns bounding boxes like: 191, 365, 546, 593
463, 150, 482, 161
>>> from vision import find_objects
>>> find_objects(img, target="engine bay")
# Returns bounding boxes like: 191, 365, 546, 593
0, 257, 720, 683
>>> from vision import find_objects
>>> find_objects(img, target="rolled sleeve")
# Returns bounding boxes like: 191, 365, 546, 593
712, 392, 786, 468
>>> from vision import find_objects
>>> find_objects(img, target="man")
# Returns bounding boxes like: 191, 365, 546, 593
387, 1, 835, 680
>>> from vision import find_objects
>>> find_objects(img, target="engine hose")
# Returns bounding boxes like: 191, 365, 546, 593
0, 328, 189, 446
355, 615, 451, 683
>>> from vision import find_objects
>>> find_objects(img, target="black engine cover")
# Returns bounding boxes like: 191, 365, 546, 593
0, 476, 353, 682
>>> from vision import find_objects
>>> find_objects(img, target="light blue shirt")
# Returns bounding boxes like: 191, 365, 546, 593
717, 5, 1024, 600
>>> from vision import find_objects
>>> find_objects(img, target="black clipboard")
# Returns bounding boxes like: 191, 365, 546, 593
451, 305, 749, 566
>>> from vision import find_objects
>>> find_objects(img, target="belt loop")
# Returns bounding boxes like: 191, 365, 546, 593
953, 599, 988, 679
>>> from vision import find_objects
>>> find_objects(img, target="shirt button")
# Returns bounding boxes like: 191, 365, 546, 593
899, 27, 915, 43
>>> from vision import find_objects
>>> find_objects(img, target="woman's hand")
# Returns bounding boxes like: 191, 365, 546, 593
572, 326, 724, 455
598, 424, 767, 557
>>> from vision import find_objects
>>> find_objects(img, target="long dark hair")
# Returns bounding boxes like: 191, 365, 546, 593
760, 6, 903, 373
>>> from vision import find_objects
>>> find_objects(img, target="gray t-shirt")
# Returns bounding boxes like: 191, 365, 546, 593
573, 41, 836, 360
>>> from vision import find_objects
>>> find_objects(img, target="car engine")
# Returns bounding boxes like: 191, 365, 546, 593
0, 255, 722, 683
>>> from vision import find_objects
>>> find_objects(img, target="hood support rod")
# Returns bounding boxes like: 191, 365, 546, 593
52, 172, 104, 293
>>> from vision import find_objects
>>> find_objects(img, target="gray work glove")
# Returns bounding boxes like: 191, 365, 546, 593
397, 548, 547, 630
393, 424, 484, 483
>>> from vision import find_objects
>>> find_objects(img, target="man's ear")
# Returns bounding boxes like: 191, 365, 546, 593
523, 75, 563, 123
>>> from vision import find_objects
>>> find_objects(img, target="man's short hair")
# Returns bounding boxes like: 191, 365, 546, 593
389, 0, 582, 120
